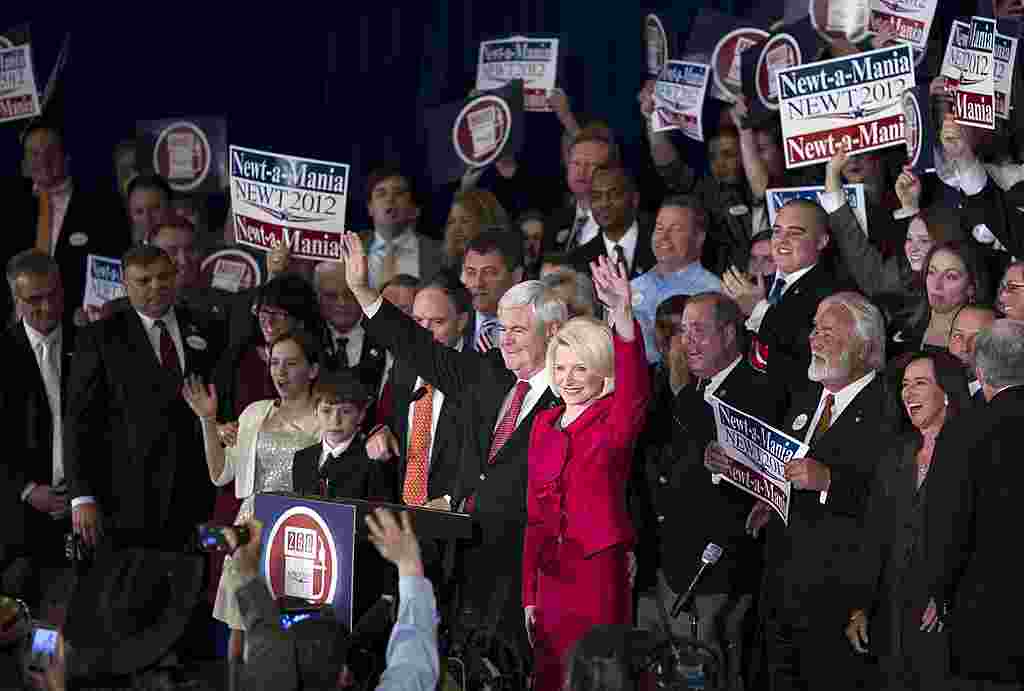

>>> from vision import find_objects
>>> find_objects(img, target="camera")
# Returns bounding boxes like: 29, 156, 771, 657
195, 523, 251, 553
23, 623, 59, 674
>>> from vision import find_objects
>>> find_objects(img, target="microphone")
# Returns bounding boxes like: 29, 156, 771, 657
670, 543, 723, 618
410, 386, 429, 403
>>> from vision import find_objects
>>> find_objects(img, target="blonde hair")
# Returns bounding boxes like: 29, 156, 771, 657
445, 189, 508, 260
546, 316, 614, 398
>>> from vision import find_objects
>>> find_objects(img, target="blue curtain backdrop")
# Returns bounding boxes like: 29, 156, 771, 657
2, 2, 737, 233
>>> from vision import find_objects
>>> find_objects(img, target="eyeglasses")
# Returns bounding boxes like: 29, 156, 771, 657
251, 305, 292, 321
998, 280, 1024, 295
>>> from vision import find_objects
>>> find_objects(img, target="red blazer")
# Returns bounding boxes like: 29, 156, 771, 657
523, 328, 650, 607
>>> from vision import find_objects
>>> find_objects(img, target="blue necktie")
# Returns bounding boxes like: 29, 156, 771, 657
767, 277, 786, 306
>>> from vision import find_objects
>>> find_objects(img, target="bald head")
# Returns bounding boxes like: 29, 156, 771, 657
949, 305, 997, 367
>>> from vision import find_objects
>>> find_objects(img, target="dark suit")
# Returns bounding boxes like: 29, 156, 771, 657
363, 299, 556, 656
758, 374, 894, 691
647, 360, 785, 598
925, 386, 1024, 684
0, 321, 74, 570
324, 327, 388, 397
750, 264, 844, 399
568, 217, 657, 279
3, 177, 130, 330
63, 307, 219, 550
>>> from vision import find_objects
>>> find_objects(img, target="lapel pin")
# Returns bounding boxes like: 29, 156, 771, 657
186, 335, 208, 351
792, 413, 809, 431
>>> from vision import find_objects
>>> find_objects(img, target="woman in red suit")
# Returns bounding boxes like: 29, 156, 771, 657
523, 254, 651, 691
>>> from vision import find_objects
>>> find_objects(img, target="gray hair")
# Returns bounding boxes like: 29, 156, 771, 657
539, 269, 598, 318
974, 320, 1024, 390
498, 280, 569, 335
819, 291, 886, 371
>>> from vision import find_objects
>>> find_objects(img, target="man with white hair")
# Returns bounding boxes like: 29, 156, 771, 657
745, 291, 894, 691
339, 231, 568, 662
924, 319, 1024, 689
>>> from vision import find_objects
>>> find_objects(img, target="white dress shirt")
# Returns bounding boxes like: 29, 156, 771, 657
136, 309, 186, 370
21, 322, 63, 499
369, 227, 420, 288
745, 263, 819, 333
573, 203, 600, 248
320, 434, 357, 470
603, 221, 639, 274
494, 366, 552, 433
36, 178, 73, 254
406, 342, 464, 472
804, 370, 877, 504
329, 321, 365, 367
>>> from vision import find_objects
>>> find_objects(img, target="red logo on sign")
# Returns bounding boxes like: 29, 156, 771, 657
452, 94, 512, 168
153, 121, 212, 193
264, 507, 339, 605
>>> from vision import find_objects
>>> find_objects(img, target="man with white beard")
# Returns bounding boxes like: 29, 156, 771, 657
743, 291, 895, 691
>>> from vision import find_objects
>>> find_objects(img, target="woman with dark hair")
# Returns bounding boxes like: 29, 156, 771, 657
184, 327, 323, 660
845, 350, 972, 690
889, 241, 990, 358
565, 625, 656, 691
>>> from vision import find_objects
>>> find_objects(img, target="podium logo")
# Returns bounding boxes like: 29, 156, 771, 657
264, 506, 339, 605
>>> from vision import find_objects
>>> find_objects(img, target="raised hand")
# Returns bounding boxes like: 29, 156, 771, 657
366, 508, 423, 577
341, 232, 370, 293
826, 143, 849, 193
590, 253, 631, 313
895, 165, 922, 210
722, 266, 765, 316
182, 374, 218, 420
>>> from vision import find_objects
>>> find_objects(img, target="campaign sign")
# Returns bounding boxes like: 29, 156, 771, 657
82, 255, 126, 309
766, 184, 868, 235
200, 247, 262, 293
811, 0, 871, 43
255, 493, 356, 631
777, 43, 915, 169
645, 14, 669, 78
710, 398, 808, 525
756, 34, 803, 111
902, 84, 935, 174
477, 35, 558, 112
0, 44, 40, 124
868, 0, 938, 57
453, 94, 513, 167
994, 31, 1017, 119
652, 61, 710, 141
942, 18, 996, 130
711, 27, 770, 103
229, 145, 349, 262
154, 121, 212, 192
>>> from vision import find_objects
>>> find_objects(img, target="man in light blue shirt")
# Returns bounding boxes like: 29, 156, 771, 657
232, 508, 439, 691
630, 195, 722, 363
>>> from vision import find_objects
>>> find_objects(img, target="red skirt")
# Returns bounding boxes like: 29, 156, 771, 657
532, 541, 631, 691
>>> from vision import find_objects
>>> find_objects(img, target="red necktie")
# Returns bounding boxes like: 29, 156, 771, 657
488, 380, 531, 463
402, 384, 433, 505
811, 393, 834, 445
156, 319, 183, 379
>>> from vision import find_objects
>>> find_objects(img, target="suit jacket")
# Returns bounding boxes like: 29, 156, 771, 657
761, 374, 894, 628
323, 327, 389, 397
292, 439, 395, 503
63, 307, 220, 549
647, 359, 787, 596
750, 263, 844, 396
568, 217, 657, 280
522, 332, 650, 606
388, 353, 466, 502
0, 320, 75, 564
3, 177, 130, 330
924, 386, 1024, 682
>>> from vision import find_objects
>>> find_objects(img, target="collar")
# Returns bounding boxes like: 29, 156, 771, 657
476, 310, 498, 326
23, 320, 62, 350
329, 320, 364, 341
372, 227, 417, 250
934, 147, 988, 196
705, 355, 743, 400
603, 221, 639, 257
775, 263, 817, 290
322, 434, 356, 461
575, 201, 590, 219
520, 365, 551, 395
136, 308, 178, 332
969, 379, 982, 396
653, 259, 699, 277
820, 369, 876, 412
33, 177, 72, 198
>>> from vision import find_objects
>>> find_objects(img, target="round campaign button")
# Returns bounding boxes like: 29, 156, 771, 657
711, 27, 770, 102
792, 413, 809, 431
452, 94, 513, 169
69, 232, 89, 247
902, 89, 923, 169
755, 33, 802, 111
153, 121, 212, 193
185, 335, 207, 351
264, 506, 340, 606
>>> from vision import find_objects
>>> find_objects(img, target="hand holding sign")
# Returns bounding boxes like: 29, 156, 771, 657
704, 441, 733, 476
825, 143, 849, 194
895, 165, 922, 211
783, 456, 831, 492
745, 500, 774, 538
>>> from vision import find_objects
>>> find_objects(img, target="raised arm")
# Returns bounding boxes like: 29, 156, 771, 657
731, 98, 771, 200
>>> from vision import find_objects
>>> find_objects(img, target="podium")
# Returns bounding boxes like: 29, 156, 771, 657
254, 492, 474, 630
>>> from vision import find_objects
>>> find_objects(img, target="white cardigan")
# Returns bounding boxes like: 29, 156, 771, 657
213, 399, 319, 499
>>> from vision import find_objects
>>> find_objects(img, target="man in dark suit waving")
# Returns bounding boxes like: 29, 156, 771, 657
726, 291, 893, 691
64, 245, 219, 551
340, 230, 568, 662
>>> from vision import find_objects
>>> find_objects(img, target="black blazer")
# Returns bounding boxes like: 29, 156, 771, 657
0, 320, 75, 564
292, 440, 395, 503
3, 177, 130, 331
323, 328, 388, 396
924, 386, 1024, 683
63, 307, 220, 549
761, 374, 894, 628
646, 360, 786, 596
568, 216, 657, 279
750, 263, 844, 396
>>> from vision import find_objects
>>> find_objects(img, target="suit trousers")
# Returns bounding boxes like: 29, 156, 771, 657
761, 616, 875, 691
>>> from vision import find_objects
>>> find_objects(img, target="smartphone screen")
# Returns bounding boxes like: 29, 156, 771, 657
196, 524, 231, 552
27, 625, 58, 672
